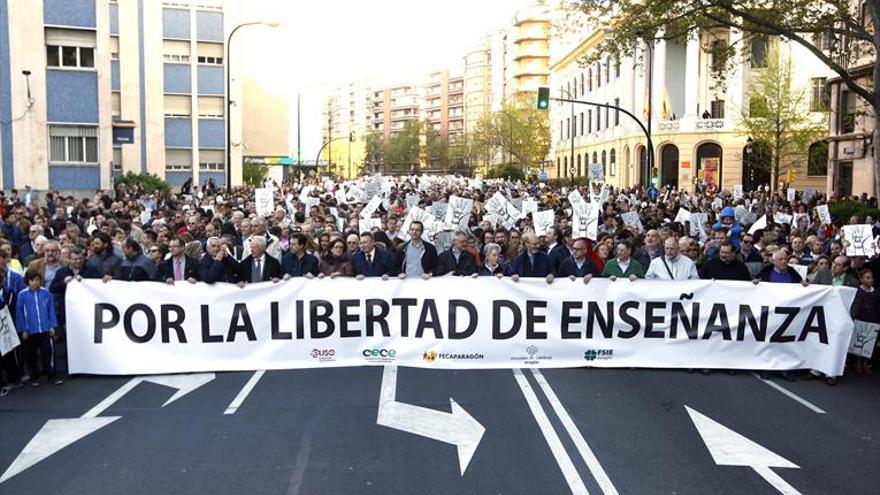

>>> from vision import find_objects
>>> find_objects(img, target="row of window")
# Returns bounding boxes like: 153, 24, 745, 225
558, 149, 618, 177
560, 98, 621, 140
47, 45, 95, 69
563, 57, 621, 99
162, 54, 223, 65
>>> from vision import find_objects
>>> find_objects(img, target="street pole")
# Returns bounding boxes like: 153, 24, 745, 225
646, 40, 654, 187
560, 88, 576, 179
225, 21, 279, 190
296, 92, 301, 167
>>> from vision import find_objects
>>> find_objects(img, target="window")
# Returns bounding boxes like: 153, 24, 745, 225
605, 105, 610, 130
615, 58, 620, 78
579, 113, 584, 136
587, 68, 592, 92
163, 54, 190, 63
559, 120, 563, 140
610, 149, 617, 176
49, 125, 98, 163
111, 92, 121, 118
750, 36, 768, 68
601, 150, 607, 176
810, 78, 829, 112
110, 36, 119, 60
587, 110, 592, 133
198, 96, 224, 118
807, 141, 828, 176
596, 63, 602, 88
710, 100, 725, 119
112, 148, 122, 171
166, 149, 193, 171
614, 98, 620, 126
596, 108, 601, 131
606, 57, 611, 82
46, 45, 95, 69
840, 90, 857, 133
579, 74, 584, 96
164, 95, 192, 117
566, 117, 570, 139
199, 150, 224, 170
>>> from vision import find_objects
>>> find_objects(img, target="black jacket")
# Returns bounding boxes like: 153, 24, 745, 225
281, 252, 320, 277
699, 258, 752, 281
399, 240, 439, 275
199, 254, 241, 284
436, 249, 477, 276
239, 255, 283, 282
557, 257, 601, 277
156, 256, 202, 282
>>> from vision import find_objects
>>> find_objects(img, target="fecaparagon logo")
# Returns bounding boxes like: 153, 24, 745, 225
423, 350, 437, 363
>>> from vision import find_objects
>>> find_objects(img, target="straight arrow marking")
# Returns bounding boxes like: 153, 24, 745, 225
377, 366, 485, 476
685, 406, 801, 495
0, 373, 215, 484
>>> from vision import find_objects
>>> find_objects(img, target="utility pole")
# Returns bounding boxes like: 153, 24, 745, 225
296, 92, 301, 167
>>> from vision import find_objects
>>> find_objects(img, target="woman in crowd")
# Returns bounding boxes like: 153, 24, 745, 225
318, 239, 353, 278
475, 242, 505, 277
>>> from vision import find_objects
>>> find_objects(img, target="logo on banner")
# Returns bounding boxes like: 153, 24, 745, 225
310, 348, 336, 362
423, 350, 485, 363
511, 345, 552, 365
584, 349, 614, 361
363, 348, 397, 362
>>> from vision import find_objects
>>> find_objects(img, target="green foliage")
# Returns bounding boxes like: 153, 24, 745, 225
364, 130, 385, 174
486, 164, 526, 181
827, 201, 880, 225
113, 171, 171, 195
807, 141, 828, 176
242, 161, 269, 187
385, 120, 422, 173
472, 94, 551, 170
424, 122, 447, 169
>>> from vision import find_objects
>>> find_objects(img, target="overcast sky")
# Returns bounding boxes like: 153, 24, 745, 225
236, 0, 539, 158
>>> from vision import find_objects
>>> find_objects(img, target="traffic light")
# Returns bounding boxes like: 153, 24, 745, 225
786, 167, 795, 183
536, 87, 550, 110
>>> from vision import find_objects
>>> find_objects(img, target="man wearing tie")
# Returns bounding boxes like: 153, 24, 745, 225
352, 232, 396, 279
157, 237, 201, 284
238, 236, 282, 287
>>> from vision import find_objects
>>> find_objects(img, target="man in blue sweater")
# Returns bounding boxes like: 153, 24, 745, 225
16, 269, 60, 386
508, 233, 554, 284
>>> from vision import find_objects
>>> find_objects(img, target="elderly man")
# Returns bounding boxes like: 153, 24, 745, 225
27, 240, 64, 288
557, 238, 601, 281
634, 229, 663, 269
812, 255, 859, 287
238, 235, 282, 287
200, 236, 240, 284
645, 237, 700, 280
756, 250, 808, 285
18, 224, 43, 263
436, 231, 477, 276
508, 233, 554, 283
700, 242, 752, 281
243, 217, 281, 262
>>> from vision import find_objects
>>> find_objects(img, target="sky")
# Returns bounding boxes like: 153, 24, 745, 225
234, 0, 540, 158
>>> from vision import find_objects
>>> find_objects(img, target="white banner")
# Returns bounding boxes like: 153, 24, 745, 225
65, 279, 856, 376
0, 306, 20, 356
532, 210, 555, 237
254, 188, 274, 217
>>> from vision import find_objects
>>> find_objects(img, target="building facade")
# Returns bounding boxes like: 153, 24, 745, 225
548, 19, 834, 192
0, 0, 285, 192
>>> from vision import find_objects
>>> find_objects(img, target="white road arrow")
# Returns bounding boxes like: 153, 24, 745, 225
0, 373, 215, 483
685, 405, 802, 495
377, 366, 485, 476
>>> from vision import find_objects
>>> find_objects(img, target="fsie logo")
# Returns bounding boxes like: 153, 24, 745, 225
584, 349, 614, 361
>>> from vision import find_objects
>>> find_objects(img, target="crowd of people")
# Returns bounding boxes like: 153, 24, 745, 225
0, 174, 878, 394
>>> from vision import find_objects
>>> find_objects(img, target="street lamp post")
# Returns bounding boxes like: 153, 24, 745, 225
225, 21, 279, 190
559, 88, 576, 179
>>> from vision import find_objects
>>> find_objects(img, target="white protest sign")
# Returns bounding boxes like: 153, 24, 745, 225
405, 193, 420, 210
674, 208, 692, 224
298, 185, 313, 203
65, 279, 858, 377
689, 213, 708, 241
733, 185, 743, 200
849, 320, 879, 358
521, 198, 539, 216
568, 189, 584, 207
139, 209, 152, 226
335, 189, 347, 205
255, 188, 274, 217
773, 212, 793, 225
532, 210, 555, 237
0, 306, 20, 356
791, 264, 808, 281
817, 205, 831, 225
588, 163, 604, 182
572, 202, 599, 240
787, 188, 796, 202
444, 196, 473, 228
843, 224, 878, 256
361, 195, 383, 219
485, 192, 522, 231
748, 214, 768, 235
620, 211, 644, 233
398, 206, 435, 241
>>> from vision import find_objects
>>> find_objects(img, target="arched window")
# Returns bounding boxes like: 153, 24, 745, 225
577, 153, 582, 176
564, 156, 568, 177
601, 150, 607, 176
579, 73, 584, 95
556, 157, 561, 178
592, 151, 598, 164
587, 68, 593, 92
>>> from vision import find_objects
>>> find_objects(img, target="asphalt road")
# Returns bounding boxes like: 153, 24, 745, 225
1, 366, 878, 494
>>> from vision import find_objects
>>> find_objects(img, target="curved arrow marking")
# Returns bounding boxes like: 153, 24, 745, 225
0, 373, 215, 483
377, 366, 485, 476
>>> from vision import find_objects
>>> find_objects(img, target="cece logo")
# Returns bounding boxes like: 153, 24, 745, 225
363, 349, 397, 358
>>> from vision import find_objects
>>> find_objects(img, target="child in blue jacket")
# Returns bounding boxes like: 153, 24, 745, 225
15, 269, 61, 386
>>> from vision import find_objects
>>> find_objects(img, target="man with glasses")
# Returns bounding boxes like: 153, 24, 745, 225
157, 237, 201, 284
346, 233, 361, 256
509, 233, 554, 283
738, 235, 762, 263
813, 255, 859, 288
27, 240, 64, 289
557, 238, 601, 280
18, 224, 43, 263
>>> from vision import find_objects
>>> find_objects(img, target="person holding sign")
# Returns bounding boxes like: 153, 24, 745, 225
850, 269, 879, 374
508, 233, 554, 283
602, 240, 644, 280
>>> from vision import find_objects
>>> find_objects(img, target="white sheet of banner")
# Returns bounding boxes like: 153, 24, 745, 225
849, 320, 879, 358
521, 198, 539, 216
817, 204, 831, 225
335, 189, 347, 205
65, 279, 856, 376
254, 188, 274, 218
568, 190, 584, 207
485, 192, 522, 231
748, 214, 768, 235
774, 212, 793, 226
620, 211, 644, 233
0, 306, 20, 356
398, 206, 435, 241
361, 195, 383, 219
787, 188, 796, 202
674, 208, 691, 224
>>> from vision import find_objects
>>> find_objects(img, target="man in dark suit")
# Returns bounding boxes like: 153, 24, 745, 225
508, 233, 554, 283
281, 233, 320, 278
557, 238, 601, 279
50, 245, 100, 332
157, 237, 201, 284
436, 231, 477, 276
200, 237, 240, 284
237, 235, 282, 287
351, 232, 396, 279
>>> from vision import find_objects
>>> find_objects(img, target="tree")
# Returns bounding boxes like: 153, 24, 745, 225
472, 94, 551, 173
739, 47, 828, 192
242, 160, 269, 187
572, 0, 879, 198
424, 122, 448, 170
114, 171, 171, 195
385, 120, 421, 173
364, 130, 385, 175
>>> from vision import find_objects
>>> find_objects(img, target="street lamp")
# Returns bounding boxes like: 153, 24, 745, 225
225, 21, 280, 190
559, 87, 576, 179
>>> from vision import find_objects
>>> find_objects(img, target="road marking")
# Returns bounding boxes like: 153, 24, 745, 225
1, 373, 215, 483
512, 369, 589, 495
530, 369, 619, 495
686, 405, 801, 495
377, 366, 485, 476
224, 370, 266, 415
752, 373, 826, 414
